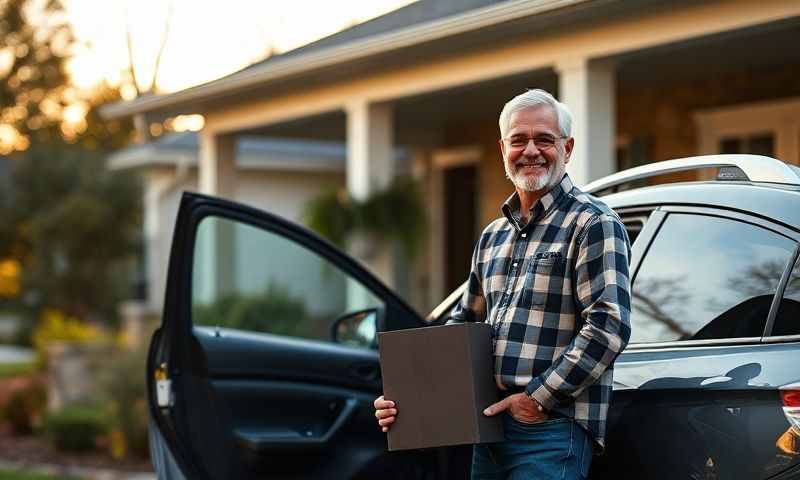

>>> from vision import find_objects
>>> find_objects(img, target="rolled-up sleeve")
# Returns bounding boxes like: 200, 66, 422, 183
526, 214, 632, 409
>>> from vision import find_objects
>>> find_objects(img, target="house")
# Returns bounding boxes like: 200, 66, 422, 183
102, 0, 800, 315
108, 132, 352, 314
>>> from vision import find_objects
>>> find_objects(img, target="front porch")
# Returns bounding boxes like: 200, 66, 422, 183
155, 2, 800, 314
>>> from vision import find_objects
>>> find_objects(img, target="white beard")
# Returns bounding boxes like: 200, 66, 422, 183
505, 158, 556, 192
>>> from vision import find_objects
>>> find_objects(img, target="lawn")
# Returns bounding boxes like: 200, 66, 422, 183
0, 469, 82, 480
0, 362, 35, 379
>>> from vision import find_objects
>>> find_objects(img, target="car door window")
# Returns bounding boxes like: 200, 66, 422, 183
772, 253, 800, 336
619, 212, 650, 245
191, 215, 384, 343
630, 213, 795, 343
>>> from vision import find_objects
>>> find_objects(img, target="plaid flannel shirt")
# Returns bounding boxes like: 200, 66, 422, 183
449, 173, 631, 449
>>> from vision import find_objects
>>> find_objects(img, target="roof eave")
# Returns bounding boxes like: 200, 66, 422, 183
100, 0, 592, 120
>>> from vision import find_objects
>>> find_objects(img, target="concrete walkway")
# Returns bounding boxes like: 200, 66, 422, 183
0, 345, 33, 363
0, 459, 156, 480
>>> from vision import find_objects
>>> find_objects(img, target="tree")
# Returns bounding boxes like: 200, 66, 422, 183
0, 141, 141, 324
0, 0, 139, 326
0, 0, 73, 154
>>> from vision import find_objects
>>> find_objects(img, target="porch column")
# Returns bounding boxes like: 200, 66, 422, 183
143, 172, 174, 312
196, 131, 237, 305
556, 58, 616, 186
346, 100, 395, 287
198, 131, 237, 197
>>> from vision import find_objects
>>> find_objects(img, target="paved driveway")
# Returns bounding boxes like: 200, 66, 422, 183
0, 345, 33, 363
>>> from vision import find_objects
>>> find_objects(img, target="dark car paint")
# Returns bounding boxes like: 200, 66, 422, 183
593, 341, 800, 479
149, 181, 800, 479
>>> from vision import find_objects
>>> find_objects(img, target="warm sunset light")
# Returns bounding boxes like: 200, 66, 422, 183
64, 0, 418, 94
167, 114, 205, 132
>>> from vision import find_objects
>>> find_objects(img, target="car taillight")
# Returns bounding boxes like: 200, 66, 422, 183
780, 384, 800, 431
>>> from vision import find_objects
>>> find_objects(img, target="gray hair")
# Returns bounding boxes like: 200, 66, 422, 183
498, 89, 573, 139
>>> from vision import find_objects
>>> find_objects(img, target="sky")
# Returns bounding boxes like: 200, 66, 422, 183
64, 0, 417, 97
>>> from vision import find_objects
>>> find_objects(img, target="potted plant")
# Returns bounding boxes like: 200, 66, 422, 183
303, 177, 427, 260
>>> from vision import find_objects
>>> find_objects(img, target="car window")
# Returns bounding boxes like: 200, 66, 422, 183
191, 215, 384, 344
619, 213, 650, 246
772, 253, 800, 336
630, 213, 795, 343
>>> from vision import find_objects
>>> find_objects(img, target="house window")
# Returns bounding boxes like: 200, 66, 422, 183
719, 134, 774, 156
694, 97, 800, 165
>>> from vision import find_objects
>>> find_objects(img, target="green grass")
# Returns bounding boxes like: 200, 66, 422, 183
0, 469, 82, 480
0, 361, 36, 379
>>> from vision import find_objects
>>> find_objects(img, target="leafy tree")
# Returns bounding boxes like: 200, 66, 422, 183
0, 0, 73, 153
0, 141, 141, 324
0, 0, 139, 328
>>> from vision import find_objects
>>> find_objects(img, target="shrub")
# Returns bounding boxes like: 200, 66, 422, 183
98, 347, 149, 459
2, 380, 46, 434
31, 309, 103, 366
193, 285, 309, 337
45, 404, 106, 452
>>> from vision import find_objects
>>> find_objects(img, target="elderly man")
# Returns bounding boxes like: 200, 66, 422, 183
374, 89, 632, 479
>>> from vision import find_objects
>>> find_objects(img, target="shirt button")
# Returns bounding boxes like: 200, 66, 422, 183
521, 233, 527, 238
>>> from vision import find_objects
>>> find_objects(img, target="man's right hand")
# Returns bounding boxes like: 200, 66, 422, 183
373, 395, 397, 433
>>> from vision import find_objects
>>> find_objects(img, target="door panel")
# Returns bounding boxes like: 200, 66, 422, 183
196, 327, 382, 389
148, 193, 430, 479
595, 343, 800, 479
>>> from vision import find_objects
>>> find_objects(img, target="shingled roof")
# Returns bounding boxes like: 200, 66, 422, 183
256, 0, 506, 62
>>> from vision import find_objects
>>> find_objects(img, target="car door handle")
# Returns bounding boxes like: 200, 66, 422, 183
234, 398, 359, 452
349, 362, 380, 382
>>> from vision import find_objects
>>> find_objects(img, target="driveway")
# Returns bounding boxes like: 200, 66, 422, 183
0, 345, 34, 363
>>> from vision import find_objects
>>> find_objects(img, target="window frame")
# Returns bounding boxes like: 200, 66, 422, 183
763, 242, 800, 342
693, 97, 800, 166
183, 203, 424, 342
624, 205, 800, 351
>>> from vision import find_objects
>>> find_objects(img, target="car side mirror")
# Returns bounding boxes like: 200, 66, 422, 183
331, 308, 379, 348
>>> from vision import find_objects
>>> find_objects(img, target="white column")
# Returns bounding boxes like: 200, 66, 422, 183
346, 100, 395, 288
346, 100, 394, 197
556, 57, 616, 186
143, 172, 173, 311
198, 131, 237, 198
196, 131, 238, 305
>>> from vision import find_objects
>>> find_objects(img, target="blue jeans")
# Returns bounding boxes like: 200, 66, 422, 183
471, 412, 592, 480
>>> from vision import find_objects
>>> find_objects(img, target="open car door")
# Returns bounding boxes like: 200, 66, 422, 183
147, 192, 438, 479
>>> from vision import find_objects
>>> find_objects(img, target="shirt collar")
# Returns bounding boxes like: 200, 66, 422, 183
501, 174, 574, 230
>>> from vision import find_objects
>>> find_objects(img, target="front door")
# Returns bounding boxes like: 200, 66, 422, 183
147, 193, 437, 479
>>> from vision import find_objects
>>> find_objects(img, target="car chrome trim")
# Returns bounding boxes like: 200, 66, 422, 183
761, 334, 800, 343
584, 155, 800, 194
427, 281, 468, 322
623, 337, 763, 352
658, 205, 800, 240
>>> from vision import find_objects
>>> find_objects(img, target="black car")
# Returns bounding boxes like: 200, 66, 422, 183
147, 154, 800, 479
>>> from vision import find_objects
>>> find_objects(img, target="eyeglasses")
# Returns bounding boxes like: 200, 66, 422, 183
502, 134, 567, 151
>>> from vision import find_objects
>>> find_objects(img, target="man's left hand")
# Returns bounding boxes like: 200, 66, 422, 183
483, 393, 547, 424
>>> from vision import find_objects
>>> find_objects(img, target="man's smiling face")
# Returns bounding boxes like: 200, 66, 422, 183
500, 105, 573, 194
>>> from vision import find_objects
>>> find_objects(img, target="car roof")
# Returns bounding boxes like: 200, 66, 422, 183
601, 181, 800, 232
